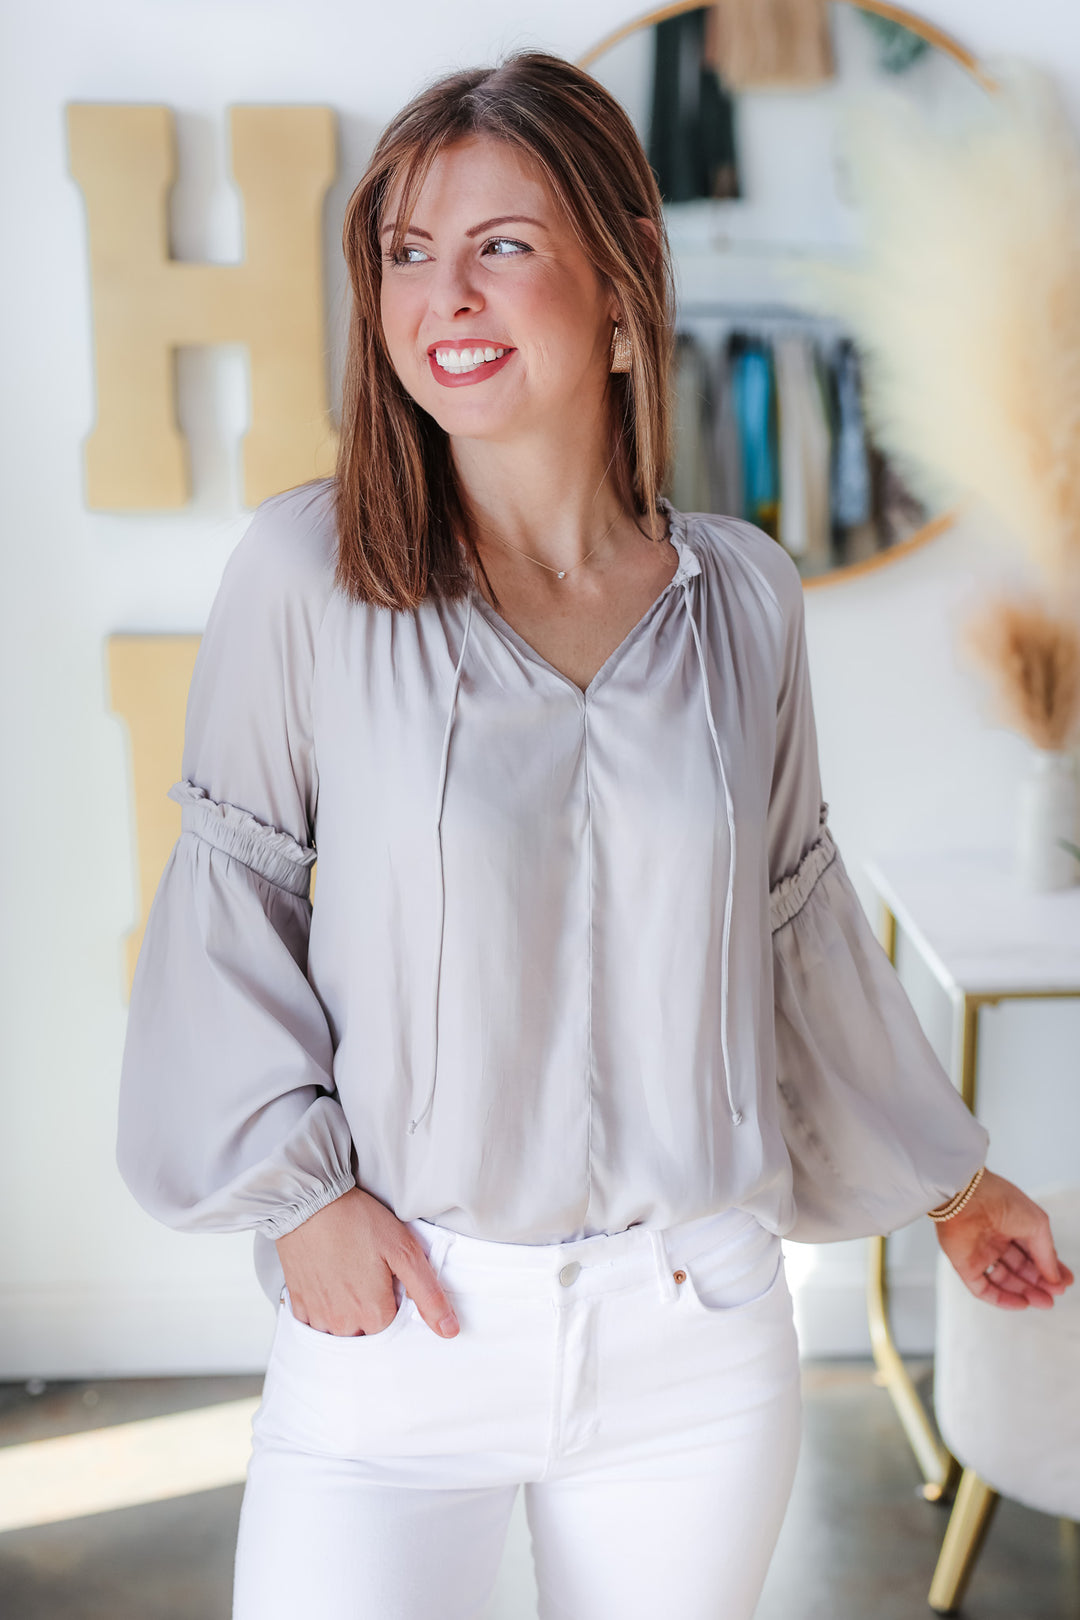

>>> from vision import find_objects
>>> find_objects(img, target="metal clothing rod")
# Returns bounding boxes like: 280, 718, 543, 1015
675, 299, 842, 320
673, 304, 853, 351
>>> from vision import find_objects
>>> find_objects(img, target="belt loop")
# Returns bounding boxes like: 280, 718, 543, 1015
649, 1229, 679, 1302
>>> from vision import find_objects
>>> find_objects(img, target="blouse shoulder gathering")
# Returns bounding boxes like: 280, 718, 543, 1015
673, 504, 802, 616
671, 509, 822, 878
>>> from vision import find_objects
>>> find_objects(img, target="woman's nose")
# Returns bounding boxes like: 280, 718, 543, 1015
429, 255, 484, 320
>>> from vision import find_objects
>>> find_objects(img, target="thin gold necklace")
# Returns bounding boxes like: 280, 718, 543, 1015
482, 510, 622, 580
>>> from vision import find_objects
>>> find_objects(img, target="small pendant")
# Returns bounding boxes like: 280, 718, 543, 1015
557, 570, 566, 579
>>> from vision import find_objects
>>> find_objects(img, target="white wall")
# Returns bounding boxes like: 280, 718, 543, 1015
2, 0, 1078, 1379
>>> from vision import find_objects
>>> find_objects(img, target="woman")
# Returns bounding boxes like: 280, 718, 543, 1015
117, 51, 1071, 1620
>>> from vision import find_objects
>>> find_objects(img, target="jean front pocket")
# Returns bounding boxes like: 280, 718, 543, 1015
279, 1277, 414, 1350
254, 1278, 423, 1460
680, 1225, 786, 1318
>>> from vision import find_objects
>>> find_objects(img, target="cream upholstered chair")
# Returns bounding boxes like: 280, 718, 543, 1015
929, 1185, 1080, 1613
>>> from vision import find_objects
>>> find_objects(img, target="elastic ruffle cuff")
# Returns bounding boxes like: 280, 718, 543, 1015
255, 1173, 356, 1241
769, 801, 837, 933
168, 780, 317, 898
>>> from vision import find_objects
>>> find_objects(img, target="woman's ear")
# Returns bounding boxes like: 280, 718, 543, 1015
608, 216, 662, 319
635, 215, 661, 264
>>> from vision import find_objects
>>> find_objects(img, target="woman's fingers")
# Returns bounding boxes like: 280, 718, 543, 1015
391, 1233, 460, 1338
971, 1269, 1032, 1310
1021, 1212, 1067, 1291
982, 1255, 1033, 1296
995, 1240, 1042, 1284
992, 1240, 1062, 1296
274, 1189, 465, 1338
978, 1256, 1054, 1308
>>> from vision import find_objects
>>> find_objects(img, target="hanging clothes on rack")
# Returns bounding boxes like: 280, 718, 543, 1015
773, 332, 833, 572
669, 332, 715, 513
709, 332, 743, 520
732, 335, 779, 537
669, 305, 886, 561
828, 338, 872, 531
648, 8, 741, 203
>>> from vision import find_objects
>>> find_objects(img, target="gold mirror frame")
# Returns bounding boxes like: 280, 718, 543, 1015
578, 1, 1000, 590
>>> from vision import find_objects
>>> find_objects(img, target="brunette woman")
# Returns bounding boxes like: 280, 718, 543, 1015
118, 51, 1071, 1620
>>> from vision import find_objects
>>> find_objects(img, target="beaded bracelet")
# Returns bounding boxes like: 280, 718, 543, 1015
927, 1165, 986, 1223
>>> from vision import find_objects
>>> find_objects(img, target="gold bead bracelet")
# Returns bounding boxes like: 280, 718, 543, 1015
927, 1165, 986, 1223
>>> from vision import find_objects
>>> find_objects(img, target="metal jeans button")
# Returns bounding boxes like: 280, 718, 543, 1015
558, 1260, 581, 1286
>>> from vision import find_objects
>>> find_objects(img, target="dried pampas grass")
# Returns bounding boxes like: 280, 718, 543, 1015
961, 593, 1080, 752
787, 58, 1080, 585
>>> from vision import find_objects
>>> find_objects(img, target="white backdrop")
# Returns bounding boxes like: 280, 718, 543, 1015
2, 0, 1078, 1378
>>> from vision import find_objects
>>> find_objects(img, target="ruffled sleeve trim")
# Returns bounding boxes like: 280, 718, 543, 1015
770, 801, 836, 933
167, 780, 316, 898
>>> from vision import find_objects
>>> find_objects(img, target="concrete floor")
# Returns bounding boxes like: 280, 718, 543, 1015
0, 1360, 1076, 1618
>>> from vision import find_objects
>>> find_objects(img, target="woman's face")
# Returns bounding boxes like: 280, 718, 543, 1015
379, 134, 619, 446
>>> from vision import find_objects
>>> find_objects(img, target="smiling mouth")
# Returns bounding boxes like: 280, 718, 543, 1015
431, 345, 511, 374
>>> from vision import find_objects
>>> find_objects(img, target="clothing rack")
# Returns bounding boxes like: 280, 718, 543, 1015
673, 304, 854, 372
677, 299, 847, 320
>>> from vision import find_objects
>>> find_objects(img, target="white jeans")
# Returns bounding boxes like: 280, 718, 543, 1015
233, 1206, 802, 1620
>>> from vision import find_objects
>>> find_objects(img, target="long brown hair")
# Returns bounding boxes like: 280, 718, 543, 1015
332, 50, 676, 610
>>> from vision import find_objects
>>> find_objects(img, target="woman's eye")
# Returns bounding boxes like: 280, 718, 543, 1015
483, 238, 531, 257
384, 245, 429, 266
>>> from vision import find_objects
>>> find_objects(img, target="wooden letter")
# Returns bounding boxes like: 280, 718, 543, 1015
68, 105, 338, 509
108, 635, 201, 995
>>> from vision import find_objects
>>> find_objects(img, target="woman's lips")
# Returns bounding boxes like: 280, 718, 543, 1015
427, 349, 516, 388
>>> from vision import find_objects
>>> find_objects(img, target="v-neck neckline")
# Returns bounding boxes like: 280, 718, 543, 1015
468, 502, 701, 704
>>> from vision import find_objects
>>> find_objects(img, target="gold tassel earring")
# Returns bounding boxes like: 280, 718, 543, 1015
610, 321, 632, 373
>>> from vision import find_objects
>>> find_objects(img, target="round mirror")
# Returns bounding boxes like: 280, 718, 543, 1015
579, 1, 995, 586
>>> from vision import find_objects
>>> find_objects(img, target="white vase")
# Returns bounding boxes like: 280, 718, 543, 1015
1017, 748, 1080, 891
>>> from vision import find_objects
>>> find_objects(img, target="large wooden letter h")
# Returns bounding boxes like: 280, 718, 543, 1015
67, 104, 339, 509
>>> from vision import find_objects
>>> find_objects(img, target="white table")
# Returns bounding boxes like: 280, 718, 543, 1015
861, 849, 1080, 1500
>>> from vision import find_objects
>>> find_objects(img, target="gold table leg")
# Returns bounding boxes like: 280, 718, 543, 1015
865, 903, 969, 1501
867, 1232, 956, 1500
869, 902, 1080, 1510
956, 992, 981, 1113
928, 1469, 999, 1612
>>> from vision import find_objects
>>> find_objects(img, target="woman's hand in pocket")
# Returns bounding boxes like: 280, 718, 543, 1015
275, 1187, 460, 1339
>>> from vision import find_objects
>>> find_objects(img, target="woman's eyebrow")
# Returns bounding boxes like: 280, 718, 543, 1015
379, 215, 548, 240
380, 222, 433, 240
465, 215, 547, 237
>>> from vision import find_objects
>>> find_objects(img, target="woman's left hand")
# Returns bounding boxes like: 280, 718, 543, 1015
935, 1168, 1075, 1310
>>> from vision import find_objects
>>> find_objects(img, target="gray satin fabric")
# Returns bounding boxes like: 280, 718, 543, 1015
116, 480, 988, 1305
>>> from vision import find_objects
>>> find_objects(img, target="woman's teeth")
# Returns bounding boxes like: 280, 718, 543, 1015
434, 346, 508, 373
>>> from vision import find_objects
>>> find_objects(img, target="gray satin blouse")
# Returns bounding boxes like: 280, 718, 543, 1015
116, 480, 988, 1306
